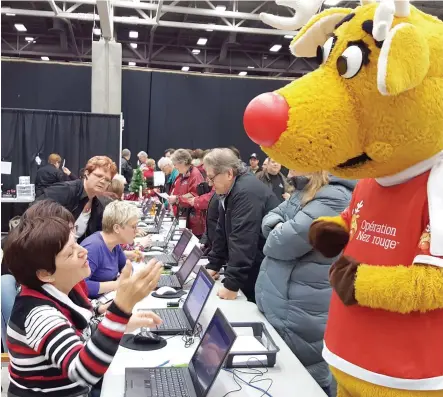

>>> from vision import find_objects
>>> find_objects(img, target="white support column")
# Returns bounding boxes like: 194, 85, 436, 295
96, 0, 114, 40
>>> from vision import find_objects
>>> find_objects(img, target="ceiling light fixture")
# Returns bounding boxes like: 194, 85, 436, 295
6, 13, 16, 16
215, 5, 226, 11
14, 24, 27, 32
197, 38, 208, 46
128, 62, 136, 66
239, 71, 247, 76
206, 25, 214, 32
129, 31, 138, 39
130, 43, 138, 49
93, 28, 101, 35
247, 66, 255, 69
192, 49, 201, 55
182, 66, 190, 71
25, 37, 34, 42
270, 44, 282, 52
41, 56, 49, 61
284, 35, 294, 39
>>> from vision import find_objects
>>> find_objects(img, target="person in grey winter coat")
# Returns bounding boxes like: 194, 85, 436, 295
255, 171, 355, 396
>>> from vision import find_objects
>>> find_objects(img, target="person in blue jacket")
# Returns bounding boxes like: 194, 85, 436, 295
255, 171, 355, 396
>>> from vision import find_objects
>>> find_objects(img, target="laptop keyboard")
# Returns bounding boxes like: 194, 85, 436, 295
158, 275, 181, 288
153, 309, 189, 331
145, 368, 191, 397
155, 254, 175, 263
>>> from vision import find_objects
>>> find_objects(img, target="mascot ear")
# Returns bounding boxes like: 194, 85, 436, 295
377, 23, 430, 96
289, 8, 353, 58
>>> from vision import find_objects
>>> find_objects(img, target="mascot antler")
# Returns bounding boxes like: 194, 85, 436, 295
260, 0, 410, 32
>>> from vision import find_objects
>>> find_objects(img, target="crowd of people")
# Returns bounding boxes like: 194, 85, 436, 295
1, 145, 355, 397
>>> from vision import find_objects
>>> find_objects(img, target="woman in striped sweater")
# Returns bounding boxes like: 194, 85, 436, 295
4, 213, 163, 397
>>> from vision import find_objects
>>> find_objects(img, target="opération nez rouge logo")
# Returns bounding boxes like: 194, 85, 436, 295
356, 220, 399, 250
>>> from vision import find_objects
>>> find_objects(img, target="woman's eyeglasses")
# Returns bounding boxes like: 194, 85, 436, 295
91, 172, 112, 185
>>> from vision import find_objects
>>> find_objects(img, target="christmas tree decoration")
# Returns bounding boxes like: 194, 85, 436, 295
129, 168, 146, 197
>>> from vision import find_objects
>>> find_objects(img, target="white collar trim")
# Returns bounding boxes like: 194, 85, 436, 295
42, 284, 92, 323
375, 151, 443, 187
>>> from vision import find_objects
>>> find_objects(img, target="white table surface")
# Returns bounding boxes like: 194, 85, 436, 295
1, 197, 34, 203
101, 214, 326, 397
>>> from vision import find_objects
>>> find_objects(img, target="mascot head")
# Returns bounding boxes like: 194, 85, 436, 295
244, 0, 443, 179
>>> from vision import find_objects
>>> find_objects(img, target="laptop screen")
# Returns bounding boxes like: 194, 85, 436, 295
142, 200, 153, 216
183, 266, 214, 328
189, 309, 237, 397
164, 218, 177, 241
172, 229, 192, 260
176, 245, 202, 285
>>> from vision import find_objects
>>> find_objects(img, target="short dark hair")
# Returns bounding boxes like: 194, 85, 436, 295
25, 200, 75, 224
192, 149, 204, 160
165, 148, 175, 155
4, 217, 71, 289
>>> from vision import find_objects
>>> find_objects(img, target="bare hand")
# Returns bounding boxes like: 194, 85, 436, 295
168, 195, 178, 205
137, 228, 148, 237
217, 286, 238, 300
138, 235, 152, 248
206, 269, 220, 280
126, 311, 163, 333
97, 301, 112, 315
274, 222, 283, 230
187, 197, 195, 207
63, 167, 71, 176
282, 192, 291, 201
114, 259, 163, 314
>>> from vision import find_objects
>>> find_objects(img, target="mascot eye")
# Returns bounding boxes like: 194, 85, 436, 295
317, 36, 335, 65
337, 45, 364, 79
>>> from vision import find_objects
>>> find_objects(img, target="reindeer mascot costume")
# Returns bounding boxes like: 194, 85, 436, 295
244, 0, 443, 396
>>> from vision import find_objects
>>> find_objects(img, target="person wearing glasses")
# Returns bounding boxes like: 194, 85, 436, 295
80, 200, 141, 299
35, 156, 117, 242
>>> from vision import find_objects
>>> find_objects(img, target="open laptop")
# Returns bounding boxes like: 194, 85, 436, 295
125, 308, 237, 397
144, 207, 166, 234
141, 202, 161, 223
148, 266, 215, 335
141, 199, 154, 217
150, 217, 178, 248
151, 228, 192, 265
156, 245, 203, 289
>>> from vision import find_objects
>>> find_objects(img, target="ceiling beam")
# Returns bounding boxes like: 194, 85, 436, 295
155, 0, 164, 24
48, 0, 61, 15
96, 0, 113, 40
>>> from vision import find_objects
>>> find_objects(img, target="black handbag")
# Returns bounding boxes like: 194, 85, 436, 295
196, 181, 211, 196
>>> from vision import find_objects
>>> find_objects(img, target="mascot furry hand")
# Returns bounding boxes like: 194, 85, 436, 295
244, 0, 443, 396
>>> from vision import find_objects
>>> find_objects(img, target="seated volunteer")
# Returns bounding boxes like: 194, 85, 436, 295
81, 200, 139, 299
4, 216, 163, 397
35, 156, 118, 242
203, 148, 279, 301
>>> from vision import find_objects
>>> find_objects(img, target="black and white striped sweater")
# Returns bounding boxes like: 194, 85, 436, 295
7, 283, 131, 397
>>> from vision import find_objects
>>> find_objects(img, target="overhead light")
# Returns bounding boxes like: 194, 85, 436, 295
215, 5, 226, 11
33, 40, 37, 43
284, 35, 294, 39
41, 56, 49, 61
182, 66, 190, 72
6, 13, 16, 16
247, 66, 255, 69
197, 38, 208, 46
14, 24, 27, 32
192, 49, 201, 55
25, 37, 34, 42
270, 44, 282, 52
130, 43, 138, 49
205, 25, 214, 32
239, 71, 247, 76
93, 28, 101, 35
128, 62, 136, 66
324, 0, 341, 5
129, 31, 138, 39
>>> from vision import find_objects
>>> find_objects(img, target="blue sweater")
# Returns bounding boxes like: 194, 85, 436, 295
81, 232, 126, 298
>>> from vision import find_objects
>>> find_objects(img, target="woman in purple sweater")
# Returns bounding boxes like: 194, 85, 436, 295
81, 200, 139, 299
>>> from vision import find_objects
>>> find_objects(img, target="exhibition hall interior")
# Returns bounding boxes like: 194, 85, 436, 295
1, 1, 442, 396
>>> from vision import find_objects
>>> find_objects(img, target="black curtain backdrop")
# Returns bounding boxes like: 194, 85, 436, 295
1, 108, 121, 190
148, 72, 287, 162
121, 69, 152, 167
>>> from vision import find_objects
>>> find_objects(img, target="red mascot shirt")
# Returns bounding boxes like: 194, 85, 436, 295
324, 170, 443, 390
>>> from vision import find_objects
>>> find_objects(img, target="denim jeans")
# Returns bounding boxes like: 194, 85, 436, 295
322, 385, 332, 397
1, 274, 18, 352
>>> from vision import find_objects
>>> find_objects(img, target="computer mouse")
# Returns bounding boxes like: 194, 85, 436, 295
149, 247, 164, 251
134, 329, 163, 344
156, 286, 178, 296
138, 222, 149, 228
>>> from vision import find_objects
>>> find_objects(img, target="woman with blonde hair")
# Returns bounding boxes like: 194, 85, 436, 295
255, 171, 355, 396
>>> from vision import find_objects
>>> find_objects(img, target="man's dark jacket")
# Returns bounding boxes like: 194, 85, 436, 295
206, 172, 279, 301
35, 163, 76, 197
121, 157, 133, 191
35, 179, 104, 242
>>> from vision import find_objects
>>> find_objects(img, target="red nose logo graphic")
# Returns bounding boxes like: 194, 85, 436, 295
243, 92, 289, 147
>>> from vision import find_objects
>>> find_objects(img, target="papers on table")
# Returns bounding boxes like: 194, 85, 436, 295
231, 336, 268, 366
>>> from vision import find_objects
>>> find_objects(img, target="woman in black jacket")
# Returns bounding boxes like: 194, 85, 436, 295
35, 156, 117, 242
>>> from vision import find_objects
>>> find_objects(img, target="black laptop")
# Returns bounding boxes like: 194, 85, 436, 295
147, 267, 214, 335
150, 217, 178, 248
151, 229, 192, 265
125, 308, 237, 397
156, 245, 203, 289
143, 207, 166, 234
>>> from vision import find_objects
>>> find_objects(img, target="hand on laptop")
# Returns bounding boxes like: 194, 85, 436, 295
206, 269, 220, 280
126, 311, 163, 333
137, 228, 148, 237
138, 235, 152, 248
114, 259, 164, 314
217, 286, 238, 300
